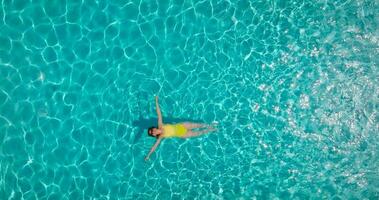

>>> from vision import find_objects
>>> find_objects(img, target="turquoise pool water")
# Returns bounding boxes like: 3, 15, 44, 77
1, 0, 378, 199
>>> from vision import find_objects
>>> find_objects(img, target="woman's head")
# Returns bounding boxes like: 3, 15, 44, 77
147, 126, 161, 138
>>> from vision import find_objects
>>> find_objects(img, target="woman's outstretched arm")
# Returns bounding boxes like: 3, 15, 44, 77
145, 137, 162, 161
155, 96, 163, 128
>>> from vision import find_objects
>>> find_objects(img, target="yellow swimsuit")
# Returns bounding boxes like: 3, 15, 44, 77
162, 124, 187, 138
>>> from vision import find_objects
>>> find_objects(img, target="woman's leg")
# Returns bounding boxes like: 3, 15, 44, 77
182, 122, 209, 130
183, 127, 217, 138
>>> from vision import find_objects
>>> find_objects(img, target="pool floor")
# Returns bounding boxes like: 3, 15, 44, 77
0, 0, 378, 199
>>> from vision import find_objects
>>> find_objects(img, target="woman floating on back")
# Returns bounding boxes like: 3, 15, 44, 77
145, 96, 217, 161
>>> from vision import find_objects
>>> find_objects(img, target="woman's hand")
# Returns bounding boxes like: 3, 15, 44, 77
155, 96, 163, 128
145, 137, 162, 162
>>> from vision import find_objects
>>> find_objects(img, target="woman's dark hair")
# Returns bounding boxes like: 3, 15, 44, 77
147, 126, 158, 138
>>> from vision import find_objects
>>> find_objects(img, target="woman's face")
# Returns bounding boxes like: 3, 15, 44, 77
151, 128, 161, 137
